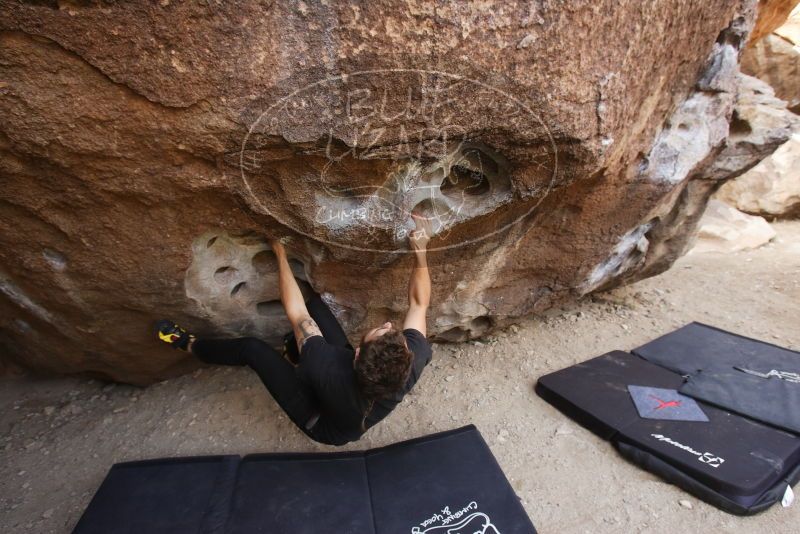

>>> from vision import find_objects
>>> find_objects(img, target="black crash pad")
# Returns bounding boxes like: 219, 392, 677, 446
70, 455, 239, 534
633, 322, 800, 434
632, 322, 800, 376
72, 425, 536, 534
536, 351, 800, 515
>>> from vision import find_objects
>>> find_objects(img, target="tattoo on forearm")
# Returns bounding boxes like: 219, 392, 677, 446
299, 318, 321, 344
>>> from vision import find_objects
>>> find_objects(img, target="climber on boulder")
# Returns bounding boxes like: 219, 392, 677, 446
156, 214, 433, 446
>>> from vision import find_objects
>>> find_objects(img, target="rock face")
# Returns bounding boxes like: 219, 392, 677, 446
717, 133, 800, 217
742, 11, 800, 113
691, 199, 776, 254
749, 0, 800, 43
0, 1, 797, 384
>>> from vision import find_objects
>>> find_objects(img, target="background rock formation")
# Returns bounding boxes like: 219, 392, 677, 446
749, 0, 800, 42
691, 199, 777, 253
717, 133, 800, 217
742, 6, 800, 112
0, 1, 797, 384
724, 7, 800, 217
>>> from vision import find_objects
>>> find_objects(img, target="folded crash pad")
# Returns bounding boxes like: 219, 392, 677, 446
70, 455, 239, 534
536, 351, 800, 515
633, 322, 800, 434
72, 425, 536, 534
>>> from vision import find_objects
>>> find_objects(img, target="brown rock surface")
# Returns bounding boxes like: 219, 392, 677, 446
0, 1, 796, 384
749, 0, 800, 43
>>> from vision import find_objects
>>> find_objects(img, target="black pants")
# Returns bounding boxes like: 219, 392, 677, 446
191, 294, 352, 443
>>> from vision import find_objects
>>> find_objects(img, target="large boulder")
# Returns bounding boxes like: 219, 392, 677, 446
716, 133, 800, 217
691, 199, 776, 253
0, 1, 796, 384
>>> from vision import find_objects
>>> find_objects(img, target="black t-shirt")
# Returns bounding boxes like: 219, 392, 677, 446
297, 329, 432, 445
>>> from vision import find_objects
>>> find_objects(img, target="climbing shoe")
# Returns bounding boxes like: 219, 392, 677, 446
155, 319, 194, 351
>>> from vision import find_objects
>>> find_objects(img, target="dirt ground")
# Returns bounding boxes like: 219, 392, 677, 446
1, 221, 799, 534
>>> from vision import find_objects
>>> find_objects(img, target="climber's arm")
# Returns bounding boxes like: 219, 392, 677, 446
271, 240, 322, 352
403, 214, 431, 336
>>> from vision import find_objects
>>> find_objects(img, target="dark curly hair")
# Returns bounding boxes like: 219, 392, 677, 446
355, 329, 414, 400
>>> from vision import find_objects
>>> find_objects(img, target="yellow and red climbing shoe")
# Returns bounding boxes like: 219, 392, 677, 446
155, 319, 193, 350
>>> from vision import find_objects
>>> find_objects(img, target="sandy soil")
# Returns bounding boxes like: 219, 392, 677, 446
1, 221, 799, 534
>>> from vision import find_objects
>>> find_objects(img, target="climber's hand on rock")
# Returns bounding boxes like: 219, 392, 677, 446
409, 212, 432, 252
